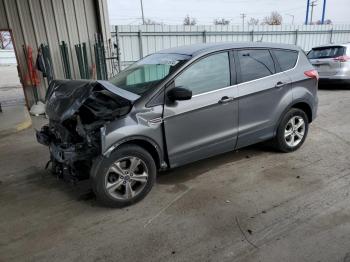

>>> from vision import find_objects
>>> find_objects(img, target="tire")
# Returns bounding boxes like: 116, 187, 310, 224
91, 144, 157, 208
274, 108, 309, 153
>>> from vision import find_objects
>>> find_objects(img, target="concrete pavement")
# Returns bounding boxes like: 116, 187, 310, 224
0, 88, 350, 262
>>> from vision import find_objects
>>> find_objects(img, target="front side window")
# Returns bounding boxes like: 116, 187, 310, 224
238, 49, 275, 83
273, 49, 298, 71
109, 53, 190, 95
174, 52, 230, 95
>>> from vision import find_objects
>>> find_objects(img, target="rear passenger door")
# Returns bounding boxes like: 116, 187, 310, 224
235, 48, 293, 148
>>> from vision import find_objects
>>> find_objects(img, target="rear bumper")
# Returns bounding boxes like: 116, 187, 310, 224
318, 66, 350, 81
318, 68, 350, 85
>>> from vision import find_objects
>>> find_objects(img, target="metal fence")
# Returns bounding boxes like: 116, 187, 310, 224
110, 24, 350, 71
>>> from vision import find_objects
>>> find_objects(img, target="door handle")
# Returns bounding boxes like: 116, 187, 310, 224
218, 96, 234, 104
275, 81, 286, 88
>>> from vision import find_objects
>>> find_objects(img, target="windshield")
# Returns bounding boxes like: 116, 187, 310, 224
307, 46, 346, 59
109, 53, 190, 95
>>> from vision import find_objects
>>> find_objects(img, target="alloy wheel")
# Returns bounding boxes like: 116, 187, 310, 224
284, 116, 306, 147
105, 156, 149, 200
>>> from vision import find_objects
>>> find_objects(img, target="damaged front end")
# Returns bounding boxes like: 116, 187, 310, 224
36, 80, 139, 182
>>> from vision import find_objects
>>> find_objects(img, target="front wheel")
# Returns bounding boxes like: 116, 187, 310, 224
274, 108, 309, 153
91, 144, 157, 207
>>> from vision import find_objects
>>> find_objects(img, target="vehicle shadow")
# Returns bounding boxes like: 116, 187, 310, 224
318, 82, 350, 90
157, 142, 278, 185
26, 142, 278, 207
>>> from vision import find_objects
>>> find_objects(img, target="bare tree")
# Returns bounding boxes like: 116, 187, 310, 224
183, 15, 197, 26
0, 31, 12, 50
262, 11, 283, 25
315, 19, 332, 25
247, 18, 259, 26
144, 18, 163, 25
213, 18, 230, 25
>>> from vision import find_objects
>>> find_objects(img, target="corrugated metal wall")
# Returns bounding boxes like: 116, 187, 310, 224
113, 24, 350, 68
0, 0, 110, 107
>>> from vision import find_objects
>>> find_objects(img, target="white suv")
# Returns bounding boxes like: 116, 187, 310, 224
308, 43, 350, 85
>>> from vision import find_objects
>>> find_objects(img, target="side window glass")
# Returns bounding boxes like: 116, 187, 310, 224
174, 52, 230, 95
238, 49, 275, 83
273, 50, 298, 71
126, 64, 170, 85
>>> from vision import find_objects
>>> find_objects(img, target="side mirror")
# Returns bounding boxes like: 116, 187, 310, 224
167, 87, 192, 101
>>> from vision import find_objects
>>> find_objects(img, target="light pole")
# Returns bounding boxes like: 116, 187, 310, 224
140, 0, 145, 25
240, 13, 246, 31
286, 13, 295, 25
305, 0, 310, 25
310, 0, 318, 24
321, 0, 327, 24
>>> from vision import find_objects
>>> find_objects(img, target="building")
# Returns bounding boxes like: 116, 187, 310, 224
0, 0, 110, 107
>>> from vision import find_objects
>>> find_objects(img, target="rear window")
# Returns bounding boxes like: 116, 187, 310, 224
272, 49, 298, 71
307, 46, 346, 59
237, 49, 275, 83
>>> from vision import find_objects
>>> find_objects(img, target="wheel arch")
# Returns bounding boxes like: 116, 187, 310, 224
290, 100, 313, 123
103, 136, 166, 170
274, 99, 313, 136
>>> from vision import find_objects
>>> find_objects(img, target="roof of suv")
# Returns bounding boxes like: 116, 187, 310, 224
311, 43, 350, 49
156, 42, 300, 56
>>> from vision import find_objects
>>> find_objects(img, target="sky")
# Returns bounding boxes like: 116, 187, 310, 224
107, 0, 350, 25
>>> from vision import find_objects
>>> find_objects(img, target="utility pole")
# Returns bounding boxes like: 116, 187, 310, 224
240, 13, 246, 31
286, 13, 295, 25
140, 0, 145, 25
305, 0, 310, 25
321, 0, 327, 24
310, 0, 318, 24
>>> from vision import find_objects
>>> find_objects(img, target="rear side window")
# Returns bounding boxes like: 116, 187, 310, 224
307, 46, 346, 59
237, 49, 275, 83
175, 52, 230, 95
273, 49, 298, 71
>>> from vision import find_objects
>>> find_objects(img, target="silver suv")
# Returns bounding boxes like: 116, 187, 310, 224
37, 42, 319, 207
308, 43, 350, 84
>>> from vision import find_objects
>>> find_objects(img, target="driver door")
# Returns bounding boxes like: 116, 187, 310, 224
163, 51, 239, 168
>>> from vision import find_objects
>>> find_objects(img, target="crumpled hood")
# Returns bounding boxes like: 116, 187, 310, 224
45, 80, 140, 122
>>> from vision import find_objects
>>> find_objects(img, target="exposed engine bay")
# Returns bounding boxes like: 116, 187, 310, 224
36, 80, 139, 182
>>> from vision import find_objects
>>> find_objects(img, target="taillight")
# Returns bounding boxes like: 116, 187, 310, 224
304, 69, 319, 80
333, 55, 350, 62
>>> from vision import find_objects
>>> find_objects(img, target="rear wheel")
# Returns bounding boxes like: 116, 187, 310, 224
92, 144, 156, 207
274, 108, 309, 152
